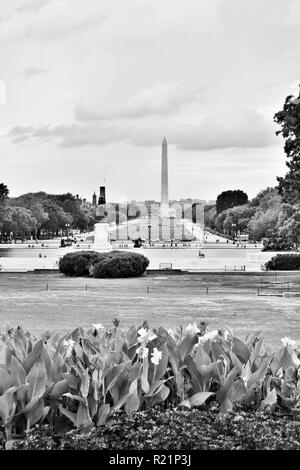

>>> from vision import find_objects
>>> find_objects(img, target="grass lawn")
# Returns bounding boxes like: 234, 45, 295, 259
0, 271, 299, 348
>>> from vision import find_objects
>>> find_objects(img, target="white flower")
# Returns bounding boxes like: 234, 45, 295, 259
168, 328, 177, 341
223, 330, 231, 341
281, 337, 297, 349
137, 328, 148, 341
137, 328, 157, 344
63, 338, 75, 358
137, 346, 149, 359
93, 323, 104, 331
197, 329, 219, 345
151, 347, 162, 365
185, 322, 200, 336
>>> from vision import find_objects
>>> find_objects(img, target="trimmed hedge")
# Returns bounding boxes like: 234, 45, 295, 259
265, 253, 300, 270
262, 237, 294, 252
59, 250, 149, 278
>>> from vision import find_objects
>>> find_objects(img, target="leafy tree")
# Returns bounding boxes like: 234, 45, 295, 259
222, 205, 255, 235
277, 204, 300, 249
1, 206, 37, 240
42, 201, 72, 235
0, 183, 9, 202
274, 85, 300, 204
216, 190, 248, 214
248, 207, 282, 241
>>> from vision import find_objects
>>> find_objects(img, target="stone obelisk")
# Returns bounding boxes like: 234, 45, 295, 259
160, 136, 169, 217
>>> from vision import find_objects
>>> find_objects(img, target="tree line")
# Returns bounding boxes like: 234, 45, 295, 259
205, 85, 300, 250
0, 189, 97, 241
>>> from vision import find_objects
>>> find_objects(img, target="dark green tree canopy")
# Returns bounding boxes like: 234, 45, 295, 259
216, 190, 248, 214
274, 85, 300, 204
0, 183, 9, 202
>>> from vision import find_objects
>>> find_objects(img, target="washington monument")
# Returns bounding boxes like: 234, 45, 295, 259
160, 136, 169, 217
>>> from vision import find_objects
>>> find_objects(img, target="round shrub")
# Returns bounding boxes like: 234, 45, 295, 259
59, 250, 149, 278
59, 251, 103, 276
265, 253, 300, 271
91, 251, 149, 278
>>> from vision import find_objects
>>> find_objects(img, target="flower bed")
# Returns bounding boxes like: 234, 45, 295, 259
0, 321, 300, 449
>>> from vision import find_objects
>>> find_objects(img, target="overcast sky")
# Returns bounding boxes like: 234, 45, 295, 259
0, 0, 299, 202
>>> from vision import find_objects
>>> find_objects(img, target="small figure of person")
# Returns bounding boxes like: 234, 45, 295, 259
39, 253, 42, 258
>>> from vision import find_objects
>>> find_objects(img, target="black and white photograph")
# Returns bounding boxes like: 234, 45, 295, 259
0, 0, 300, 459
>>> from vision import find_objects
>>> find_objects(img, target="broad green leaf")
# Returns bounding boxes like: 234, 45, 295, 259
97, 403, 110, 426
0, 367, 12, 394
124, 393, 140, 413
230, 378, 247, 402
80, 370, 90, 399
41, 345, 56, 383
0, 387, 17, 425
154, 343, 168, 381
26, 357, 48, 400
232, 337, 250, 364
63, 393, 86, 404
59, 405, 77, 425
22, 339, 44, 374
178, 334, 198, 361
194, 344, 212, 369
48, 379, 70, 399
247, 355, 270, 389
158, 384, 170, 402
76, 402, 93, 429
126, 325, 137, 347
249, 337, 264, 365
22, 396, 47, 429
189, 391, 214, 407
10, 356, 26, 387
216, 367, 238, 404
141, 355, 150, 393
261, 388, 277, 410
229, 351, 243, 374
220, 396, 233, 414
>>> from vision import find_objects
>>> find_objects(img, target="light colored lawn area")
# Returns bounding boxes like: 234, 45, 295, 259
0, 272, 299, 348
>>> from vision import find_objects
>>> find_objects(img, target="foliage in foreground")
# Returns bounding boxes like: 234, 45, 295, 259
59, 250, 150, 278
265, 253, 300, 270
0, 321, 300, 447
12, 408, 300, 450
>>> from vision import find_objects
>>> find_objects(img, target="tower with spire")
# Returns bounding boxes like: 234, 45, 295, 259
92, 190, 97, 207
160, 136, 169, 217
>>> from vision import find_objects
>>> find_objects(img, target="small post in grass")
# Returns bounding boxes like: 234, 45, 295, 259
46, 284, 48, 291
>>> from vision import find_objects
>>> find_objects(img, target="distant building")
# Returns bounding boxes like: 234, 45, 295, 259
98, 186, 106, 205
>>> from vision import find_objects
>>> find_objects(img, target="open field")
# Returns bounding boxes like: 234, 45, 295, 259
0, 272, 299, 348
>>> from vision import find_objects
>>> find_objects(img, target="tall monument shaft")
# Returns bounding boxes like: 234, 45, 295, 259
160, 137, 169, 216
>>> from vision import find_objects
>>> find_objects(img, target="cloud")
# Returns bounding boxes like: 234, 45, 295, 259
0, 1, 106, 40
7, 107, 278, 150
75, 82, 204, 121
24, 66, 46, 77
0, 80, 6, 104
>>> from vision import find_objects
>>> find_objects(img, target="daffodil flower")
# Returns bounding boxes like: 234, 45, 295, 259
197, 329, 219, 344
63, 338, 75, 358
281, 337, 297, 349
137, 328, 157, 344
137, 346, 149, 359
151, 347, 162, 365
93, 323, 105, 332
185, 322, 200, 336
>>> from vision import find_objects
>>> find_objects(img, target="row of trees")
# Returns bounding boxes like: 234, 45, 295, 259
205, 85, 300, 250
0, 188, 98, 241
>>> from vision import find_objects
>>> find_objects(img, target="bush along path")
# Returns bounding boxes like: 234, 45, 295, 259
58, 250, 149, 278
1, 320, 300, 449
